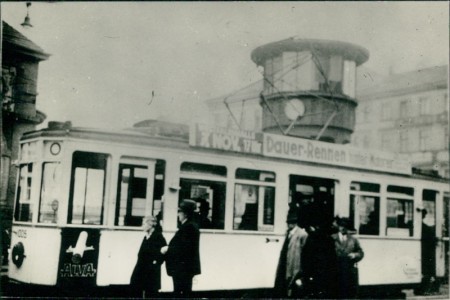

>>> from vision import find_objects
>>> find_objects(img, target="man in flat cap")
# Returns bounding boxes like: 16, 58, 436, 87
162, 199, 201, 296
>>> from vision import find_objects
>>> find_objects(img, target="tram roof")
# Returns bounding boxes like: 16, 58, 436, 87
20, 122, 448, 183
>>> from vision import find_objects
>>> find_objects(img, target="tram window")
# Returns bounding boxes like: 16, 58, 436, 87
181, 162, 226, 177
387, 185, 414, 196
349, 182, 380, 235
68, 152, 108, 225
444, 194, 449, 238
386, 185, 414, 237
153, 162, 166, 222
115, 160, 165, 227
386, 199, 414, 237
179, 162, 226, 229
179, 178, 226, 230
38, 163, 61, 223
234, 168, 276, 232
14, 163, 34, 222
236, 168, 275, 182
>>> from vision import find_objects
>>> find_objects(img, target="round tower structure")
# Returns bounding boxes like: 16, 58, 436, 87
251, 37, 369, 144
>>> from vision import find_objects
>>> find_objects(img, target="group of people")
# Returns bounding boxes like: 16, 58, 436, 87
275, 207, 364, 299
130, 196, 364, 299
130, 199, 201, 298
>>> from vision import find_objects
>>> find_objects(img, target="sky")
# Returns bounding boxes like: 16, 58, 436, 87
2, 1, 449, 129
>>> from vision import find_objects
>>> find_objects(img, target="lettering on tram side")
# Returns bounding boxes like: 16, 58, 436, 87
264, 133, 411, 175
15, 229, 27, 238
190, 123, 263, 154
60, 263, 97, 277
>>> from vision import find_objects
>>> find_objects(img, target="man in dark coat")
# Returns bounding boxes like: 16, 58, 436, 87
274, 209, 308, 298
130, 216, 167, 298
301, 225, 339, 299
419, 209, 438, 295
162, 199, 201, 296
332, 217, 364, 299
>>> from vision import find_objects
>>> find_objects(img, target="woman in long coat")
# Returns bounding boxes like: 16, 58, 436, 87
130, 215, 167, 297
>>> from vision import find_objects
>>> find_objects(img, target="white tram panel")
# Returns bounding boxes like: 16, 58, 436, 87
358, 238, 420, 285
96, 229, 143, 285
9, 226, 61, 285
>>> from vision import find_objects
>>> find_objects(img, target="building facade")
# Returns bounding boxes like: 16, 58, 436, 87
352, 66, 449, 178
1, 21, 49, 234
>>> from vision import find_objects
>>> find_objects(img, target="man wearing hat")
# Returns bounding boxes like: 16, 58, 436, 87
161, 199, 201, 295
274, 209, 308, 298
332, 217, 364, 299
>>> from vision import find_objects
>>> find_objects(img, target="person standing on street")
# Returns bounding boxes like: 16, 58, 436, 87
419, 208, 438, 295
332, 217, 364, 299
161, 199, 201, 296
274, 209, 308, 298
130, 215, 167, 298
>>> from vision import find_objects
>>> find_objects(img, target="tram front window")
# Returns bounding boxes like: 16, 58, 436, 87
38, 162, 62, 223
14, 163, 34, 222
68, 152, 108, 225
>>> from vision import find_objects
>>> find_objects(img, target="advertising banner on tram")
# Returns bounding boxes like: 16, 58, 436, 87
190, 123, 411, 175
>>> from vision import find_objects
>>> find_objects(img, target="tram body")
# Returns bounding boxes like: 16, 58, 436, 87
8, 122, 449, 293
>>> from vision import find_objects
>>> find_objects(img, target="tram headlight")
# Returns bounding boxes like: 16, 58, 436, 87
11, 242, 26, 268
50, 142, 61, 155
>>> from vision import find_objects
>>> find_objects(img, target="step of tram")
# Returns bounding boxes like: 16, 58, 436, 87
1, 264, 7, 277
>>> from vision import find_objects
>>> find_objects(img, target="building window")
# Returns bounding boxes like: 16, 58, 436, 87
419, 96, 430, 115
282, 51, 314, 92
313, 55, 331, 92
273, 56, 283, 90
363, 134, 371, 149
264, 58, 274, 94
399, 130, 409, 152
419, 128, 431, 151
399, 99, 411, 118
381, 102, 392, 120
381, 131, 397, 152
363, 105, 372, 123
343, 60, 356, 98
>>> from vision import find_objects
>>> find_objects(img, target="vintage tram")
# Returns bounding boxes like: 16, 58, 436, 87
7, 120, 449, 296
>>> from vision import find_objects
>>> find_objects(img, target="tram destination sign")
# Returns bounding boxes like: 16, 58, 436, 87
263, 133, 412, 175
190, 123, 263, 154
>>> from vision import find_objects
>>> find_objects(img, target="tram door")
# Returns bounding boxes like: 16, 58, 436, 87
289, 175, 335, 229
422, 190, 437, 282
58, 151, 108, 288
